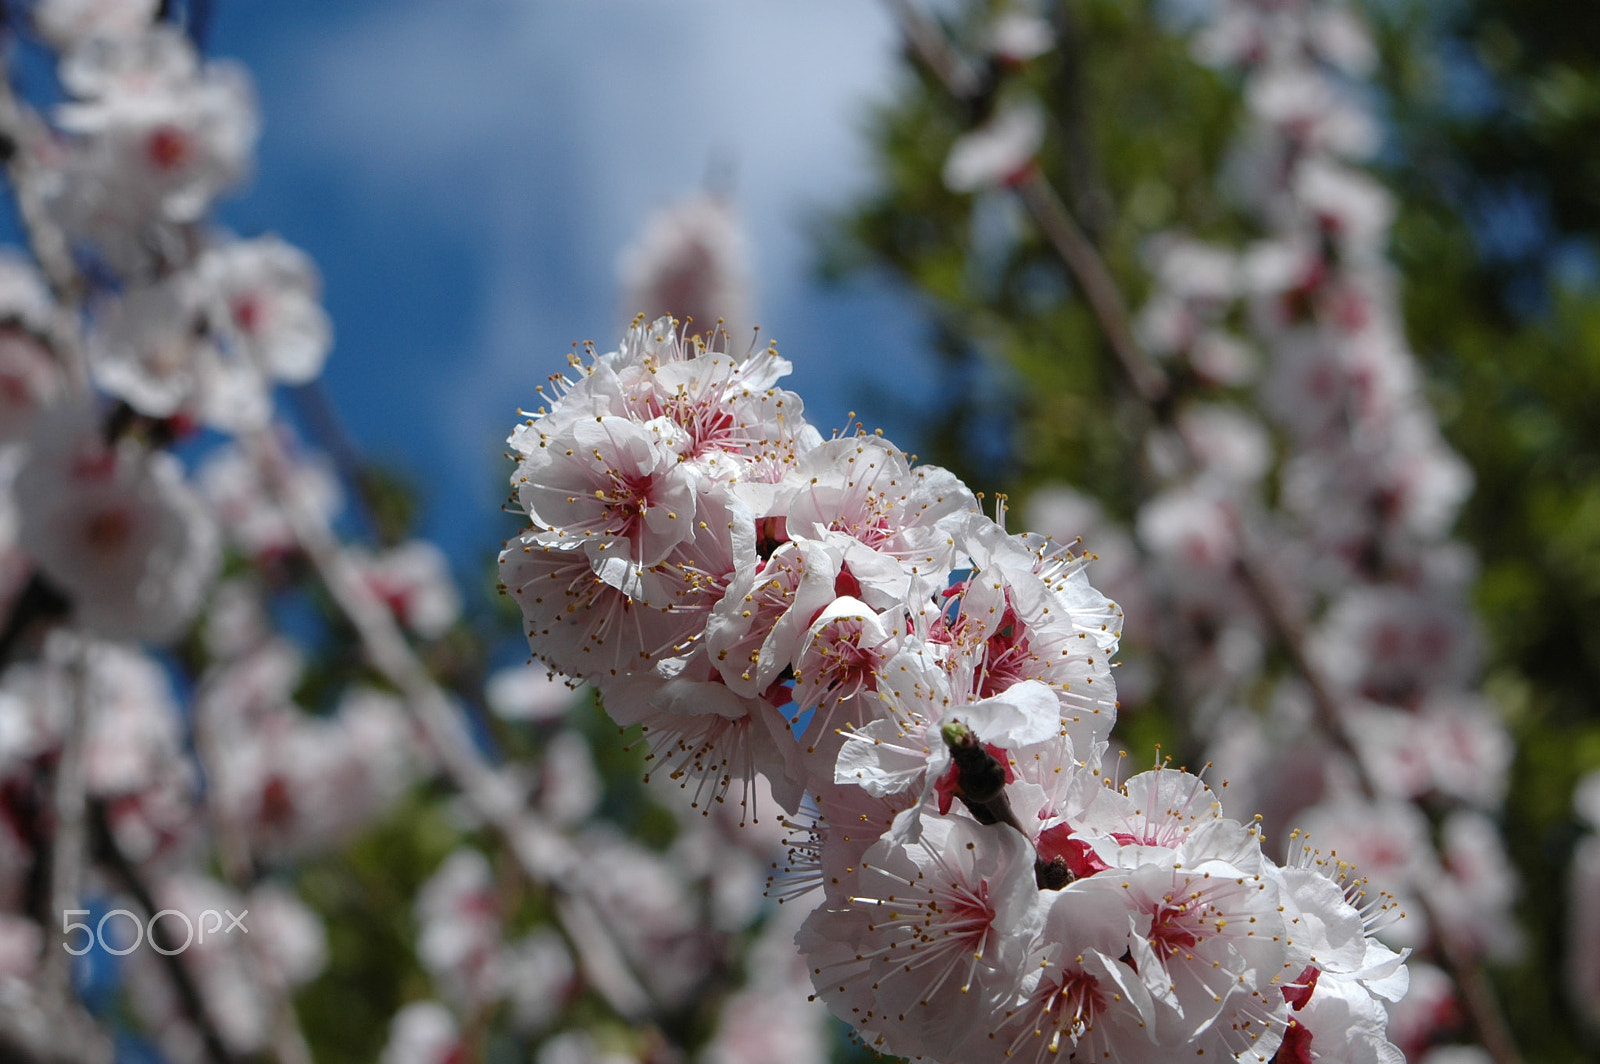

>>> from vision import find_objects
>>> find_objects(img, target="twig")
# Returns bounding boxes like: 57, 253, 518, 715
0, 62, 91, 399
286, 382, 377, 539
42, 641, 89, 998
91, 803, 248, 1064
23, 639, 114, 1064
882, 0, 1168, 408
883, 0, 980, 98
244, 429, 657, 1023
1227, 516, 1370, 788
1012, 171, 1169, 407
0, 984, 113, 1064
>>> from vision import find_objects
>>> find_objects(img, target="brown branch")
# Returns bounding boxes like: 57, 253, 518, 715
883, 0, 980, 98
882, 0, 1169, 408
91, 803, 251, 1064
0, 986, 113, 1064
18, 646, 117, 1064
0, 61, 91, 399
1012, 170, 1169, 407
42, 644, 89, 999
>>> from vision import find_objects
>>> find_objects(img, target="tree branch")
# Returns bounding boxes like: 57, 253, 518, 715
244, 429, 657, 1023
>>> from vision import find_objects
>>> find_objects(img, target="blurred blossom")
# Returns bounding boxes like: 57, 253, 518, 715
1569, 771, 1600, 1029
485, 662, 579, 722
379, 1001, 464, 1064
988, 13, 1054, 65
1575, 768, 1600, 830
17, 404, 219, 641
943, 101, 1044, 192
0, 914, 42, 982
30, 0, 161, 51
197, 432, 343, 560
535, 729, 600, 826
618, 194, 753, 343
353, 538, 462, 639
500, 929, 576, 1033
416, 848, 502, 1010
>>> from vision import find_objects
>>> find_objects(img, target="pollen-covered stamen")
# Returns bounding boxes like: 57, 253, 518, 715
1002, 967, 1108, 1064
1148, 896, 1205, 957
1113, 861, 1290, 1053
513, 415, 697, 568
851, 852, 1000, 1004
791, 601, 899, 745
643, 378, 764, 458
593, 469, 658, 541
636, 709, 762, 823
813, 451, 920, 557
1101, 764, 1229, 850
706, 545, 812, 694
1284, 830, 1405, 934
767, 800, 826, 904
783, 437, 978, 577
962, 594, 1042, 699
808, 626, 880, 702
501, 534, 700, 678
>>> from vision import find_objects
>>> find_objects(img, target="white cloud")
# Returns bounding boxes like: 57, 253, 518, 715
233, 0, 938, 558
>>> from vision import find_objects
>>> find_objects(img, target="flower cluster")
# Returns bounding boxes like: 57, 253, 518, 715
1017, 2, 1515, 1058
501, 315, 1412, 1064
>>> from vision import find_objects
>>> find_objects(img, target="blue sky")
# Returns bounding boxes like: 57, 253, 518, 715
205, 0, 943, 570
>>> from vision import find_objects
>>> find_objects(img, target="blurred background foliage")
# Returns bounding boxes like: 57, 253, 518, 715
819, 0, 1600, 1060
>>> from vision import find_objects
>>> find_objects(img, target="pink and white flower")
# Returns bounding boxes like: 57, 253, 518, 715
16, 404, 218, 641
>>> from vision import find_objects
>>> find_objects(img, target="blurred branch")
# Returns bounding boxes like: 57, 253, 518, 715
1047, 3, 1116, 240
1230, 516, 1526, 1064
1012, 170, 1169, 407
245, 428, 657, 1023
883, 0, 1169, 408
884, 0, 979, 98
0, 985, 113, 1064
287, 381, 379, 541
0, 61, 91, 398
42, 645, 89, 998
91, 802, 250, 1064
17, 645, 116, 1064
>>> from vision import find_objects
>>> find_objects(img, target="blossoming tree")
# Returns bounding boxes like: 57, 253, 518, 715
1, 1, 1597, 1064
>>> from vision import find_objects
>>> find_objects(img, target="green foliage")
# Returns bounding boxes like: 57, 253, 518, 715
294, 790, 458, 1064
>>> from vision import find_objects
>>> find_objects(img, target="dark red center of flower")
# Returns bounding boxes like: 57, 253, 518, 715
601, 473, 656, 541
85, 507, 134, 551
231, 293, 266, 334
1149, 903, 1202, 955
833, 564, 861, 600
260, 775, 296, 826
146, 124, 192, 172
